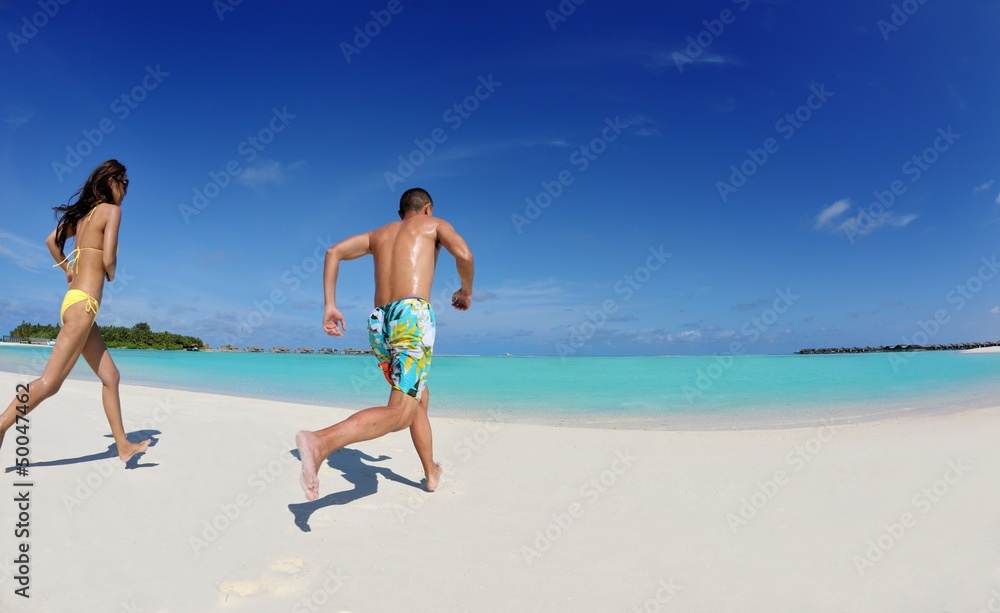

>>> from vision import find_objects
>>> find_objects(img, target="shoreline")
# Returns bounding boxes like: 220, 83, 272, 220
0, 372, 997, 611
2, 368, 995, 433
1, 356, 997, 432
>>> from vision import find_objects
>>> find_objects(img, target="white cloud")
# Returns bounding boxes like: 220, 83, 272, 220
891, 213, 919, 227
995, 192, 1000, 205
434, 138, 568, 164
619, 114, 660, 137
5, 108, 34, 128
991, 306, 999, 315
972, 180, 994, 194
634, 48, 739, 73
815, 198, 851, 229
0, 229, 50, 272
236, 160, 306, 187
673, 330, 701, 342
835, 210, 917, 239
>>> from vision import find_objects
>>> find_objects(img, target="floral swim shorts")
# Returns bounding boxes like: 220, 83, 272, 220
368, 297, 436, 399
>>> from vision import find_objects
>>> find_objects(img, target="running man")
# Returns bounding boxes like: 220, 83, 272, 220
295, 188, 474, 501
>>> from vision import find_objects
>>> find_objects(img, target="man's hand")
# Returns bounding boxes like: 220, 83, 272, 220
451, 290, 472, 311
324, 305, 346, 336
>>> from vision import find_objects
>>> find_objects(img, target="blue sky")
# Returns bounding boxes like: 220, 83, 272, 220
1, 0, 998, 356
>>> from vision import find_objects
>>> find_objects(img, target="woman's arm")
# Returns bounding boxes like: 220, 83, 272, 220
102, 205, 122, 282
45, 228, 66, 269
46, 225, 75, 285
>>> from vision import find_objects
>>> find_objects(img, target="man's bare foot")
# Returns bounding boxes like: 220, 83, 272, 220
118, 438, 150, 462
425, 462, 442, 492
295, 430, 322, 502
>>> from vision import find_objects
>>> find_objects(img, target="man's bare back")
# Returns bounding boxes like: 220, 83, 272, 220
369, 215, 452, 307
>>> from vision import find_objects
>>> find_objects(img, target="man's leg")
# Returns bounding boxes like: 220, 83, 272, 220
296, 388, 418, 501
409, 386, 441, 492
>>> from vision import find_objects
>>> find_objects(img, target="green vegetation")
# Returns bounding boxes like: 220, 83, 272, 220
10, 321, 203, 350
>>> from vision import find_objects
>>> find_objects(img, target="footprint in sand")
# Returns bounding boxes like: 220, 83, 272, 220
218, 558, 352, 611
217, 558, 307, 598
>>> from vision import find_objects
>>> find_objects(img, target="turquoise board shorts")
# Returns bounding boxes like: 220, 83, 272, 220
368, 297, 436, 399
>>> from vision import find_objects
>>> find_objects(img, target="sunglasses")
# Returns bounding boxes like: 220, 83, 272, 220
117, 176, 129, 192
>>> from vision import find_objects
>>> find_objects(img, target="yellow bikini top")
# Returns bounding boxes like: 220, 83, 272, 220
53, 206, 117, 274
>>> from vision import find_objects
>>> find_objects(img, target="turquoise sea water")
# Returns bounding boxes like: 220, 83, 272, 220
0, 345, 997, 429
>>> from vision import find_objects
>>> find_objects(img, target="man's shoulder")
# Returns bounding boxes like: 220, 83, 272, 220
370, 220, 402, 235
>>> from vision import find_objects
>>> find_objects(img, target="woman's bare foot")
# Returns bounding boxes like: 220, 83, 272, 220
118, 438, 150, 462
295, 431, 322, 501
425, 462, 442, 492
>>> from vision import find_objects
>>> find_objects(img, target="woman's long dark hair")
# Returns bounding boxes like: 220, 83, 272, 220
52, 159, 126, 256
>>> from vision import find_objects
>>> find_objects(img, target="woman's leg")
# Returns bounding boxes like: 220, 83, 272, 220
0, 302, 94, 451
80, 325, 149, 462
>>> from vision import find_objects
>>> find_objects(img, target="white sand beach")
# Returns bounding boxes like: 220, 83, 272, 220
0, 370, 997, 612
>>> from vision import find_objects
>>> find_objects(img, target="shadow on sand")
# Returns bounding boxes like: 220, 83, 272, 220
288, 447, 424, 532
4, 430, 160, 472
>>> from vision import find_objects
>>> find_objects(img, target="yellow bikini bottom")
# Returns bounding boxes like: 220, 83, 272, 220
60, 289, 99, 325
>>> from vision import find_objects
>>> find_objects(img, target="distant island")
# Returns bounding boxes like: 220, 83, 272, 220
796, 340, 1000, 355
6, 321, 204, 351
216, 344, 371, 355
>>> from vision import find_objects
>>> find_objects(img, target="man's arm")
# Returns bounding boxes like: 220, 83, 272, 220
437, 221, 474, 311
323, 232, 371, 336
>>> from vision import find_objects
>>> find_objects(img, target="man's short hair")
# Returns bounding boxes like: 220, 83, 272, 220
399, 188, 432, 214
